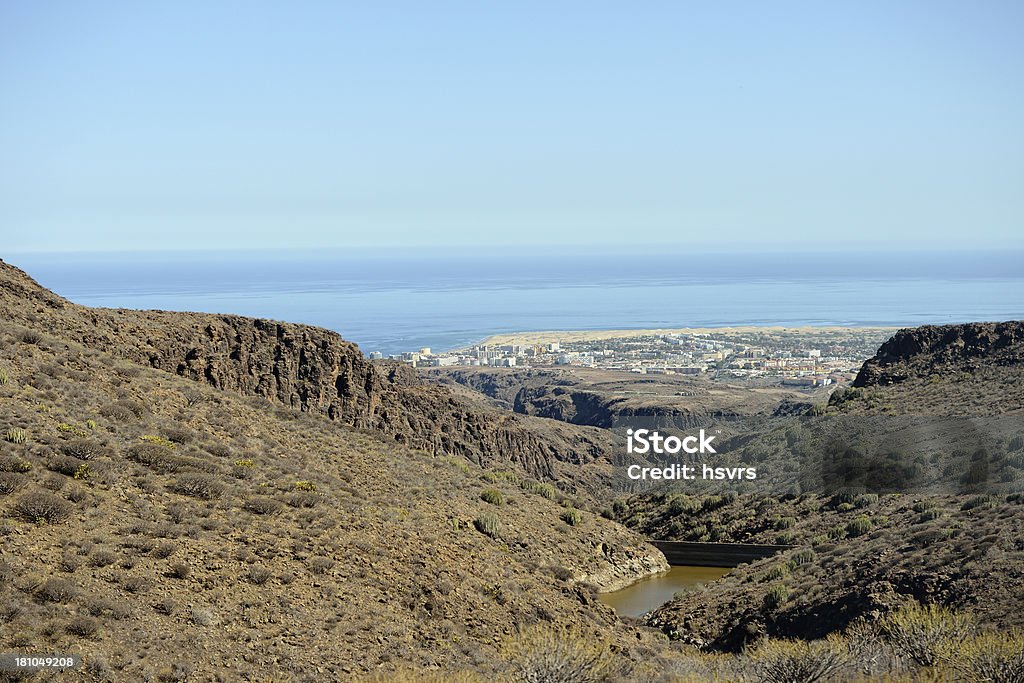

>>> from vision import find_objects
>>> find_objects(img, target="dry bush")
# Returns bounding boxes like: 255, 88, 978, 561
247, 566, 273, 585
309, 556, 335, 575
127, 442, 189, 473
500, 624, 626, 683
65, 615, 100, 637
287, 491, 319, 508
0, 472, 26, 495
947, 629, 1024, 683
13, 491, 72, 523
881, 602, 974, 667
62, 439, 103, 460
0, 456, 32, 473
243, 497, 281, 515
356, 671, 483, 682
751, 636, 850, 683
35, 577, 77, 603
171, 474, 222, 500
168, 563, 191, 579
47, 455, 81, 477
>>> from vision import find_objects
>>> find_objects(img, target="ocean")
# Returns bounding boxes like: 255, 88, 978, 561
9, 248, 1024, 356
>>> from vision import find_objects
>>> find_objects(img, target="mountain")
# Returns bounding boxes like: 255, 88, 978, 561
0, 259, 671, 680
830, 321, 1024, 416
628, 322, 1024, 650
0, 260, 617, 492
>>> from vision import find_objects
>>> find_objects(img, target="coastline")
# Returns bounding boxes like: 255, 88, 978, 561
457, 324, 903, 352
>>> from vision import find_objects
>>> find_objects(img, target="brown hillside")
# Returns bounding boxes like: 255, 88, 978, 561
0, 259, 614, 491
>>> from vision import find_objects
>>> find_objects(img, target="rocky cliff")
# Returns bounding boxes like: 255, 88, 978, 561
853, 321, 1024, 387
0, 259, 613, 487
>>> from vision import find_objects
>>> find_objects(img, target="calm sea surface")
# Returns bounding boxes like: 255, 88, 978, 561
10, 248, 1023, 356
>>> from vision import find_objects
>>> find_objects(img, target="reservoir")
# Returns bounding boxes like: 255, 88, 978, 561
599, 565, 730, 617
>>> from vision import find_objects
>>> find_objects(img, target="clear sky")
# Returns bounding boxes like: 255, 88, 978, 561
2, 1, 1022, 252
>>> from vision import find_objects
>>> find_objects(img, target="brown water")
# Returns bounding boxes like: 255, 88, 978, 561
598, 565, 730, 617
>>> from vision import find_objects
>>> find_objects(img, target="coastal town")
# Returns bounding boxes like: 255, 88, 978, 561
371, 327, 894, 388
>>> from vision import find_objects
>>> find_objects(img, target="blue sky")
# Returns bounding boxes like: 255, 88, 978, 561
2, 1, 1022, 252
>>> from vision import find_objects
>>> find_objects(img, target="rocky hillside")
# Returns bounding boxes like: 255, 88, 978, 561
427, 367, 806, 430
0, 267, 674, 680
0, 260, 614, 490
829, 320, 1024, 415
621, 322, 1024, 650
853, 321, 1024, 387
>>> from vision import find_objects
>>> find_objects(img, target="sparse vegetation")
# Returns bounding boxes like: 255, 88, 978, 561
480, 489, 504, 505
12, 491, 72, 523
473, 512, 501, 538
4, 428, 27, 444
560, 508, 582, 526
881, 602, 974, 667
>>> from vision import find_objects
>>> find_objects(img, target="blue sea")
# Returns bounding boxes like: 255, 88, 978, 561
10, 248, 1024, 356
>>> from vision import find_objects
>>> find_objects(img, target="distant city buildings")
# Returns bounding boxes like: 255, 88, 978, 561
378, 329, 886, 389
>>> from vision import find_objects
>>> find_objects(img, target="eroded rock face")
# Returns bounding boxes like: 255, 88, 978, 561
585, 542, 670, 593
0, 260, 612, 484
854, 321, 1024, 387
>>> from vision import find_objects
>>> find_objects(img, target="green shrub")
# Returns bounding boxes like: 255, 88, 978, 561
4, 429, 27, 445
881, 602, 973, 667
473, 513, 501, 538
775, 516, 796, 530
763, 564, 790, 582
293, 480, 317, 492
854, 493, 879, 508
790, 549, 816, 566
962, 495, 995, 511
482, 470, 519, 485
775, 531, 797, 545
669, 495, 697, 515
912, 500, 938, 513
0, 369, 8, 385
140, 434, 176, 449
560, 508, 582, 526
521, 479, 558, 500
846, 516, 872, 537
480, 489, 505, 506
764, 584, 790, 609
